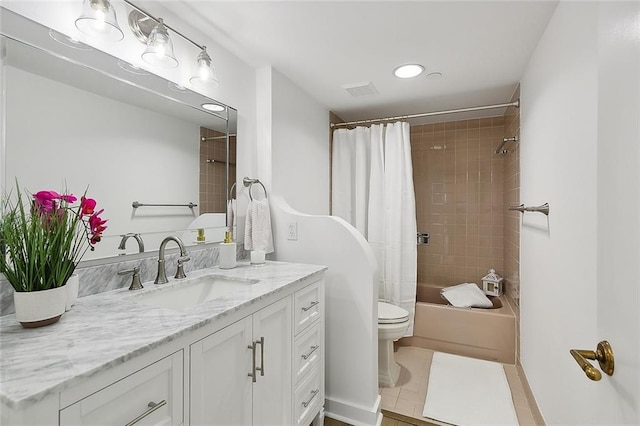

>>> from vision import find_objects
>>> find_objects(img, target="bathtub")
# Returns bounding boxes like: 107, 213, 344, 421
398, 283, 516, 364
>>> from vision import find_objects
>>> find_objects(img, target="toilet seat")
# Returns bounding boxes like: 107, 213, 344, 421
378, 301, 409, 324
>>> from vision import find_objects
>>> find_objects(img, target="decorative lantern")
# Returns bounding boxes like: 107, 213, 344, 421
481, 268, 503, 297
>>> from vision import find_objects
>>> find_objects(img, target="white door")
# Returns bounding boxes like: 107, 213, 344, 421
252, 297, 293, 426
190, 318, 253, 425
593, 1, 640, 423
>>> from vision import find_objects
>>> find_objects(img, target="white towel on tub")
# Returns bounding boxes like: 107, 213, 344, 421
440, 283, 492, 308
244, 198, 274, 253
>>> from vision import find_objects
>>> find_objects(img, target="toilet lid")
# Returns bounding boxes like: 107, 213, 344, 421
378, 301, 409, 324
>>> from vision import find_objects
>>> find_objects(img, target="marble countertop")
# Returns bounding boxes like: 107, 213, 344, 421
0, 261, 327, 410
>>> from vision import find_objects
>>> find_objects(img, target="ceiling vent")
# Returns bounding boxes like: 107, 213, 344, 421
342, 81, 378, 97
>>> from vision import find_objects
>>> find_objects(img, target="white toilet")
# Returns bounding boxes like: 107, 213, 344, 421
378, 301, 410, 388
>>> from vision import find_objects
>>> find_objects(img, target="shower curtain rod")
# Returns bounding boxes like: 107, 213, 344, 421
330, 100, 520, 128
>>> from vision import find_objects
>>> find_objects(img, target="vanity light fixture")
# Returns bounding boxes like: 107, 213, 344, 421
141, 18, 178, 68
189, 46, 220, 87
201, 103, 225, 112
393, 64, 424, 79
127, 5, 220, 85
75, 0, 124, 42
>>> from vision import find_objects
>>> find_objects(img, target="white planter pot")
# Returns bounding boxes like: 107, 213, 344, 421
13, 286, 67, 328
65, 274, 79, 311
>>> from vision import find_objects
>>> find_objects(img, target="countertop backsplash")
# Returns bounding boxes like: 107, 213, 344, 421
0, 243, 247, 315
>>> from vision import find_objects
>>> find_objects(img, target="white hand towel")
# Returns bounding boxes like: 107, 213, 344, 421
244, 198, 274, 253
440, 283, 493, 308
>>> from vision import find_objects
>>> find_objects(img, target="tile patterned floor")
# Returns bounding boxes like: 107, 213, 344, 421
381, 347, 540, 426
326, 346, 542, 425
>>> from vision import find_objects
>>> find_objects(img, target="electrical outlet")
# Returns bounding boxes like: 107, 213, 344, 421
287, 222, 298, 240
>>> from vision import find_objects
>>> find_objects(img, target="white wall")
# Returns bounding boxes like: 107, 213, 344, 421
520, 2, 640, 424
271, 69, 330, 215
256, 67, 380, 424
270, 196, 381, 425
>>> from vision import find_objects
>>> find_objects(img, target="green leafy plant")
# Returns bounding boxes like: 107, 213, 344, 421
0, 183, 107, 292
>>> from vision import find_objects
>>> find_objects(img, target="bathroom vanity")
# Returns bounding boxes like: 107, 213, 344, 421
0, 261, 326, 426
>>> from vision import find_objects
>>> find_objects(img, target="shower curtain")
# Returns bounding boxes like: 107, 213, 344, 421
332, 122, 417, 335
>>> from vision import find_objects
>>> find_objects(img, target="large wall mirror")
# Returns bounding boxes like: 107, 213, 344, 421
0, 8, 237, 262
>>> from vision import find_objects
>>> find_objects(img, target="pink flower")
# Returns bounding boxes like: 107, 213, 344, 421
88, 209, 108, 245
60, 194, 77, 203
80, 197, 97, 216
33, 190, 61, 212
33, 190, 77, 212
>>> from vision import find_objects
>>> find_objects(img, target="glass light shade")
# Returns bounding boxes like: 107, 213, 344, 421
189, 46, 220, 87
75, 0, 124, 42
141, 18, 178, 68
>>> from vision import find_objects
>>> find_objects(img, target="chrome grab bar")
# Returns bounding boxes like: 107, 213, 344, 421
508, 203, 550, 216
302, 301, 319, 312
302, 389, 320, 408
302, 345, 319, 360
125, 400, 167, 426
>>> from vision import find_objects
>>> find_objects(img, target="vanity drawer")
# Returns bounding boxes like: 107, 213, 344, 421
60, 351, 183, 426
294, 281, 322, 335
294, 366, 322, 426
294, 322, 322, 385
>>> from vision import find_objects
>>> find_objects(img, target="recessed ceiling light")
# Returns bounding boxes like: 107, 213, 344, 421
202, 103, 225, 112
393, 64, 424, 79
427, 72, 443, 80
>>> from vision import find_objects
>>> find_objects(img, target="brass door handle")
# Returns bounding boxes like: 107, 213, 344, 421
570, 340, 614, 381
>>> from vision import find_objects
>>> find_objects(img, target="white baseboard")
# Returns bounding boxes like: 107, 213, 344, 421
324, 394, 382, 426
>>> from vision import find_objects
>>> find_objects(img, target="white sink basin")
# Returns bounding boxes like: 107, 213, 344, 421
129, 275, 259, 311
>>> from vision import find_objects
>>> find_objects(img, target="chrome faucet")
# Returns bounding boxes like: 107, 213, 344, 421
155, 236, 190, 284
118, 233, 145, 254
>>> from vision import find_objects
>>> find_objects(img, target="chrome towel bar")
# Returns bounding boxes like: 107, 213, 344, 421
508, 203, 550, 216
132, 201, 197, 209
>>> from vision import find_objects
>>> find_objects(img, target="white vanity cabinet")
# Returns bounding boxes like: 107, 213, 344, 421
0, 264, 326, 426
292, 280, 325, 426
190, 278, 325, 426
190, 296, 292, 425
59, 351, 184, 426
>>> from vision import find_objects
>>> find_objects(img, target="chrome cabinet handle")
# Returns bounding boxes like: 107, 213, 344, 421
302, 301, 319, 312
248, 341, 257, 382
301, 345, 319, 360
301, 389, 319, 408
255, 337, 265, 377
125, 400, 167, 426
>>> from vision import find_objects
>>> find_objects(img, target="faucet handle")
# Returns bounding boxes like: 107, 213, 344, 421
118, 267, 143, 290
175, 256, 190, 279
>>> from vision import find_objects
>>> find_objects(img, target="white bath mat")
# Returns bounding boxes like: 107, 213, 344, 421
423, 352, 519, 426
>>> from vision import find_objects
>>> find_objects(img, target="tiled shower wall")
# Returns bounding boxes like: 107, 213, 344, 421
199, 127, 237, 213
503, 89, 521, 362
503, 92, 521, 303
411, 117, 506, 287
